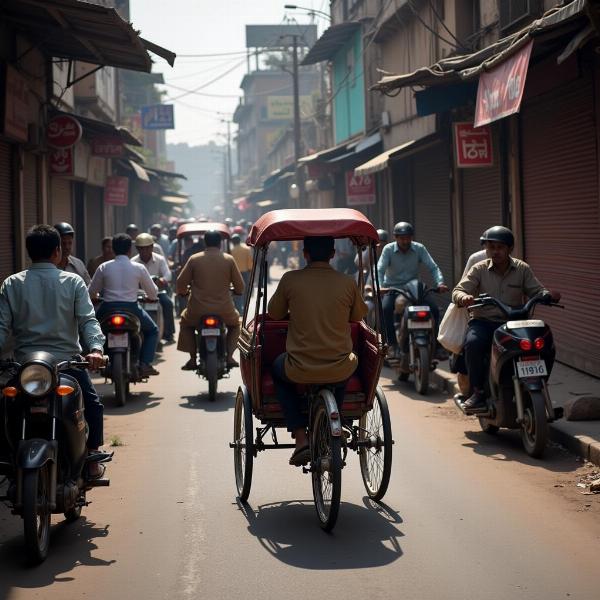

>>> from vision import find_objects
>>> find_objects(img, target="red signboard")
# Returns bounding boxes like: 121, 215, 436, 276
49, 147, 74, 176
104, 176, 129, 206
91, 135, 124, 157
345, 172, 375, 206
4, 65, 29, 142
47, 115, 82, 148
453, 122, 493, 168
475, 40, 533, 127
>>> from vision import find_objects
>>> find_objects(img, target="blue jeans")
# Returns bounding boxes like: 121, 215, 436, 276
98, 301, 158, 365
271, 353, 349, 433
64, 368, 103, 449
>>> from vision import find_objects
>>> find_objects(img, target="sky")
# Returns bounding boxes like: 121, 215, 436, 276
129, 0, 329, 147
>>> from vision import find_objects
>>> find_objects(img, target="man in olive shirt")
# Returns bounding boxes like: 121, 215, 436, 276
268, 236, 367, 466
177, 230, 244, 370
452, 226, 558, 411
230, 233, 253, 313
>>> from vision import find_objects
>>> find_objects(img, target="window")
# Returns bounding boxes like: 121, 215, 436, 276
499, 0, 542, 31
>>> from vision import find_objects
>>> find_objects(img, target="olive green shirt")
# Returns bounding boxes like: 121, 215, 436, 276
452, 257, 548, 321
268, 262, 368, 384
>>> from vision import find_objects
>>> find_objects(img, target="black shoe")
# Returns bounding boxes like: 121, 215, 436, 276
181, 359, 197, 371
463, 390, 487, 411
227, 358, 239, 369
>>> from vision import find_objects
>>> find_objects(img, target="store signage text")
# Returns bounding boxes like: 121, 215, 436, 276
104, 175, 129, 206
91, 135, 124, 157
49, 147, 74, 176
346, 172, 375, 206
453, 122, 493, 168
47, 115, 82, 148
141, 104, 174, 130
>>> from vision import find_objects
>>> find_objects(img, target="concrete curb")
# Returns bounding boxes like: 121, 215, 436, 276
430, 367, 600, 467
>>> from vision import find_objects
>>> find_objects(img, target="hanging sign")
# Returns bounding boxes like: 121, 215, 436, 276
474, 40, 533, 127
453, 122, 493, 168
3, 65, 29, 142
91, 135, 124, 157
104, 176, 129, 206
345, 172, 375, 206
47, 114, 82, 148
141, 104, 174, 130
49, 147, 74, 176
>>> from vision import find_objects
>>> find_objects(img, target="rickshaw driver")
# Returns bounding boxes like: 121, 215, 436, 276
268, 236, 368, 466
176, 230, 245, 370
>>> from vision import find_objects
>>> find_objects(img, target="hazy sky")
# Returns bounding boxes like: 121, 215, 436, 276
129, 0, 328, 147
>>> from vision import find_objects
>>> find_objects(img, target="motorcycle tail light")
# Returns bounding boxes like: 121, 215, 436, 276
2, 386, 17, 397
520, 339, 533, 351
111, 315, 125, 326
534, 338, 545, 351
416, 310, 429, 319
56, 385, 75, 396
204, 317, 218, 327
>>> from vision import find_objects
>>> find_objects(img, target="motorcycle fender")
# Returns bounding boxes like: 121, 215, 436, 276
412, 334, 431, 347
320, 390, 342, 437
204, 338, 218, 352
521, 379, 545, 393
16, 439, 57, 469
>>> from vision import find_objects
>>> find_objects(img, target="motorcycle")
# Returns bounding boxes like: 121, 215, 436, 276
454, 293, 564, 458
386, 280, 438, 395
194, 314, 230, 402
0, 354, 112, 563
139, 283, 164, 350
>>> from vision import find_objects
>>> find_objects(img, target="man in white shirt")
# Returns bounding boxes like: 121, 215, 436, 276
131, 233, 176, 343
89, 233, 160, 377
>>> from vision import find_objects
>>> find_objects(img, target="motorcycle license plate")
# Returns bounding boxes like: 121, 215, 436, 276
108, 333, 129, 348
201, 328, 220, 337
407, 320, 433, 329
516, 359, 547, 378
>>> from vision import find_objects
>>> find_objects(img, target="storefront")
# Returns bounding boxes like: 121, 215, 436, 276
0, 141, 14, 281
49, 176, 73, 224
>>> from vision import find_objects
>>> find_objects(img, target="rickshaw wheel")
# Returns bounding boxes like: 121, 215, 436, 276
233, 386, 254, 502
311, 391, 342, 532
359, 386, 393, 500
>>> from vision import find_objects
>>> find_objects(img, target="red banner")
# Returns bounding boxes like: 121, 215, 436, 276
345, 172, 375, 206
49, 147, 74, 176
475, 41, 533, 127
453, 122, 493, 168
47, 115, 82, 148
104, 176, 129, 206
91, 135, 124, 157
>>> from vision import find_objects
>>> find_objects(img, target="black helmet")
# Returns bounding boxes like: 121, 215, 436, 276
54, 222, 75, 236
231, 233, 241, 243
393, 221, 414, 236
126, 223, 138, 232
204, 230, 222, 248
376, 229, 389, 243
480, 226, 514, 247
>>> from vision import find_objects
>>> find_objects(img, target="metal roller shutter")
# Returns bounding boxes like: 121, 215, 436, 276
412, 143, 453, 306
85, 185, 104, 263
50, 177, 72, 224
23, 152, 39, 232
521, 74, 600, 376
0, 143, 14, 282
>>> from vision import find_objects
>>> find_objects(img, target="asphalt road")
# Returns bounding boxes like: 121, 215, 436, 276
1, 328, 599, 599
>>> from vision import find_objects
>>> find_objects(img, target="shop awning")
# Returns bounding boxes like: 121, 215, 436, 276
54, 112, 142, 146
146, 167, 187, 180
302, 22, 362, 66
354, 140, 416, 176
2, 0, 175, 72
372, 0, 589, 94
256, 199, 276, 208
117, 159, 150, 182
262, 163, 294, 188
161, 194, 190, 205
299, 133, 381, 166
298, 140, 353, 164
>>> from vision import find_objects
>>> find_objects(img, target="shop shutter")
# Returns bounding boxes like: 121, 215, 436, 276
50, 177, 72, 224
412, 143, 453, 306
0, 142, 14, 282
23, 152, 39, 232
521, 74, 600, 376
85, 185, 104, 263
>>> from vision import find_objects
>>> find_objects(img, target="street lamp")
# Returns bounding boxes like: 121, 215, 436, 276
284, 4, 332, 21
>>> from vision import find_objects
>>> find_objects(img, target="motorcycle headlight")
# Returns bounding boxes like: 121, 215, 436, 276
19, 364, 53, 397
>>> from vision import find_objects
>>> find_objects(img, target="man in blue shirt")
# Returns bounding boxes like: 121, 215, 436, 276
377, 222, 448, 353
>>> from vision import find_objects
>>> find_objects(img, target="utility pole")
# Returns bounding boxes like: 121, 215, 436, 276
291, 35, 305, 207
221, 118, 234, 217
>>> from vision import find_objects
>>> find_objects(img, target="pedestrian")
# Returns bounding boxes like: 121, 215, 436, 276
230, 233, 253, 313
87, 237, 114, 278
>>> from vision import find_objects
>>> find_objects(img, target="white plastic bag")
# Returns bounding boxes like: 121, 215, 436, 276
437, 302, 468, 354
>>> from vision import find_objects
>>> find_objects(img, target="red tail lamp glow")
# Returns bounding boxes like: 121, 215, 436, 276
111, 315, 125, 326
534, 338, 545, 351
416, 310, 429, 319
519, 339, 533, 351
204, 317, 218, 327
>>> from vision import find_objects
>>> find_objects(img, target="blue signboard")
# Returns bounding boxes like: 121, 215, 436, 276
141, 104, 175, 130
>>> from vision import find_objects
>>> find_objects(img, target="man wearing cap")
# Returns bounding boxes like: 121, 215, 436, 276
126, 223, 164, 257
150, 224, 170, 256
131, 233, 176, 344
54, 222, 91, 285
230, 233, 253, 313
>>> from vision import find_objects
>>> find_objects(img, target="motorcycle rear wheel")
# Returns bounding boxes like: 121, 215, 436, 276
521, 390, 547, 458
414, 345, 430, 395
112, 354, 127, 407
206, 352, 218, 402
23, 465, 51, 564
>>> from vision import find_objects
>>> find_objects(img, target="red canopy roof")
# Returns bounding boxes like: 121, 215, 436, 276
176, 222, 230, 239
248, 209, 378, 246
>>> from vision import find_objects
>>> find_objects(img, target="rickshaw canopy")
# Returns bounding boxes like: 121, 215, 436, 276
247, 209, 379, 247
176, 222, 230, 240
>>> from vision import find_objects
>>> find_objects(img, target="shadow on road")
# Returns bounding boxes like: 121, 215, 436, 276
235, 496, 404, 570
179, 391, 235, 412
462, 429, 580, 473
102, 390, 163, 415
380, 367, 447, 405
0, 517, 114, 599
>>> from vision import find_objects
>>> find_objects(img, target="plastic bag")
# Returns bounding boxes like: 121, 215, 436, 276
437, 302, 468, 354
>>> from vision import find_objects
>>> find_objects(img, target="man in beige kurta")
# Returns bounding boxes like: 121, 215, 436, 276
176, 231, 244, 370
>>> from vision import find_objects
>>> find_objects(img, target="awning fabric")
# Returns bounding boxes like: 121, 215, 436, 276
298, 140, 353, 164
146, 167, 187, 180
127, 160, 150, 182
262, 163, 294, 188
354, 140, 416, 176
300, 133, 382, 165
161, 195, 189, 205
2, 0, 175, 72
53, 112, 142, 146
301, 22, 361, 66
372, 0, 589, 94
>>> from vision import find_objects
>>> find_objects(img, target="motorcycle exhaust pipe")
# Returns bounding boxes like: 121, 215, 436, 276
512, 375, 524, 424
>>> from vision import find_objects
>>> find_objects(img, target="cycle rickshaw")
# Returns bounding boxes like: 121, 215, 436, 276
231, 209, 393, 531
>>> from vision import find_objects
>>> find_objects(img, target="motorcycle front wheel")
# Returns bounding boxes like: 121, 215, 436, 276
23, 465, 51, 564
521, 390, 548, 458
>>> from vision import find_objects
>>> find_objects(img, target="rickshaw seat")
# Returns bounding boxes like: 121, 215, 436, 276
261, 372, 364, 396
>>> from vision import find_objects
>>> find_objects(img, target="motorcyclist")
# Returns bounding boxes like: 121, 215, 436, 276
131, 233, 176, 344
126, 223, 164, 257
452, 226, 560, 411
0, 225, 106, 477
230, 233, 253, 314
54, 222, 91, 285
89, 233, 160, 378
377, 222, 448, 355
176, 230, 244, 371
150, 223, 170, 256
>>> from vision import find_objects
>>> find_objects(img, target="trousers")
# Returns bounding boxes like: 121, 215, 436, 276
464, 319, 503, 389
65, 367, 103, 449
382, 291, 440, 348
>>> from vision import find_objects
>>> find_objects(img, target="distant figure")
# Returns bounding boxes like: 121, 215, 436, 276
87, 237, 114, 278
